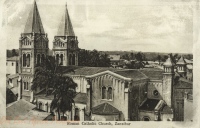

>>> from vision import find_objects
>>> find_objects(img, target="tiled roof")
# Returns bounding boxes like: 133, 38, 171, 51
174, 78, 193, 89
139, 99, 160, 111
63, 66, 120, 76
140, 68, 163, 80
6, 99, 36, 120
24, 1, 45, 34
6, 56, 19, 61
114, 70, 148, 81
92, 103, 120, 115
57, 3, 75, 36
19, 109, 50, 120
62, 66, 163, 80
74, 93, 87, 104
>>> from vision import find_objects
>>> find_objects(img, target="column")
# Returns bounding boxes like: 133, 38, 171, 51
17, 76, 22, 100
30, 78, 34, 102
72, 106, 75, 121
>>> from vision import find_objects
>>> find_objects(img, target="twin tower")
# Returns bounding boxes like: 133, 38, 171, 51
18, 1, 78, 101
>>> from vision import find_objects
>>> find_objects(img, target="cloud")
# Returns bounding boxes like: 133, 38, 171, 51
79, 15, 121, 35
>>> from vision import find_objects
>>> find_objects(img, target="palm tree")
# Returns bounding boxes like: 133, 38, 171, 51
31, 56, 77, 120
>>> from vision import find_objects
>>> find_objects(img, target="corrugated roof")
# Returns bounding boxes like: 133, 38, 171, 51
24, 0, 45, 34
57, 3, 75, 36
74, 93, 87, 104
6, 56, 19, 61
92, 103, 120, 115
6, 99, 36, 120
139, 99, 160, 111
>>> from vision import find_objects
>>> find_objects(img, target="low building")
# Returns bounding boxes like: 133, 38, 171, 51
6, 56, 19, 75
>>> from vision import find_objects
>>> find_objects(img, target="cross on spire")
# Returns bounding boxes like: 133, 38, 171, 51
57, 2, 75, 36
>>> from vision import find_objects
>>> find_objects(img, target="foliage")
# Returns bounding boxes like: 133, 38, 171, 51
78, 49, 111, 67
32, 56, 77, 120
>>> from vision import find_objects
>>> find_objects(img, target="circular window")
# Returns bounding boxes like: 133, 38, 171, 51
153, 90, 159, 96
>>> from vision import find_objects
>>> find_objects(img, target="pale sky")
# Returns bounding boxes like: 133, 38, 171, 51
2, 0, 195, 53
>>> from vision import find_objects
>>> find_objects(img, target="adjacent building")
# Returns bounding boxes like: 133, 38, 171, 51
6, 0, 193, 122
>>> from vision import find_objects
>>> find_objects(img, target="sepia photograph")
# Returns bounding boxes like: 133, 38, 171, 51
1, 0, 198, 126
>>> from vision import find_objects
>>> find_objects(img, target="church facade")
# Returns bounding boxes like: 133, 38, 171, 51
15, 0, 192, 121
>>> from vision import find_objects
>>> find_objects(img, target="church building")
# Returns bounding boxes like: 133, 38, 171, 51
15, 0, 193, 121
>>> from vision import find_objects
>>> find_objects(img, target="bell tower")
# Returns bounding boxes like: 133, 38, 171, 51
52, 2, 79, 66
18, 0, 49, 102
162, 54, 175, 107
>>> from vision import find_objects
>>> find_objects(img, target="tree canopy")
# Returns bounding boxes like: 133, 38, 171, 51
32, 56, 77, 120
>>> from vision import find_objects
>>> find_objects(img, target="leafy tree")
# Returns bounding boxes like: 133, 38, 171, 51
121, 53, 130, 60
135, 52, 145, 62
157, 55, 161, 64
32, 56, 77, 120
78, 49, 110, 67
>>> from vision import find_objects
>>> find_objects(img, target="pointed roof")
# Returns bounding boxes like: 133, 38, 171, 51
163, 55, 175, 67
92, 103, 120, 115
177, 56, 186, 65
24, 0, 45, 34
57, 3, 75, 36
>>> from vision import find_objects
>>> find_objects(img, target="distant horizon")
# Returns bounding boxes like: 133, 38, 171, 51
3, 0, 194, 54
6, 48, 193, 55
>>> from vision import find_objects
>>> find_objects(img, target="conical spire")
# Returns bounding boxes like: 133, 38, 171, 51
57, 2, 75, 36
163, 54, 175, 66
24, 0, 45, 34
176, 56, 186, 65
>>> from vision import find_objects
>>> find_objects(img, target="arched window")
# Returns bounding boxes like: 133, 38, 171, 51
23, 54, 26, 67
60, 54, 63, 65
102, 86, 106, 99
41, 54, 45, 64
26, 54, 30, 67
72, 54, 75, 65
107, 87, 112, 100
56, 54, 59, 65
37, 54, 41, 64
